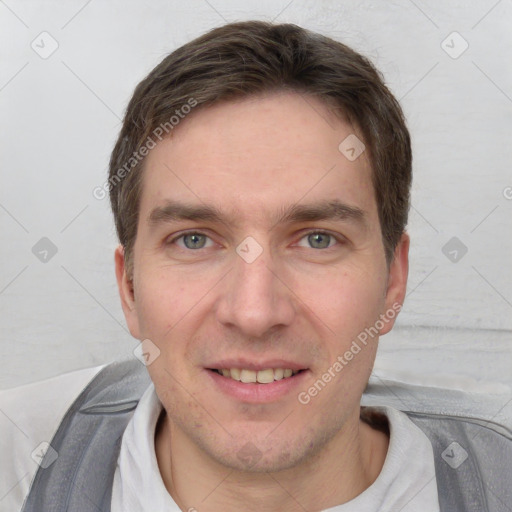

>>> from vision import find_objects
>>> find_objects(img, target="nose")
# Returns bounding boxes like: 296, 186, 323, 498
215, 245, 296, 339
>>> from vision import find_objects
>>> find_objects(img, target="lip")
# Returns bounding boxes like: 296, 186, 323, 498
206, 359, 307, 372
206, 367, 310, 403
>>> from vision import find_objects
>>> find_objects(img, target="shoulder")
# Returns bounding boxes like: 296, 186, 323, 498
362, 376, 512, 430
0, 365, 105, 512
362, 377, 512, 511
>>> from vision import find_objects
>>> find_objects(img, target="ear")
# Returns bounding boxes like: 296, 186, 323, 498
115, 245, 141, 339
380, 233, 409, 335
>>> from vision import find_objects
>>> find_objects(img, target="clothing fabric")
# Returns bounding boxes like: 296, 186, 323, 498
0, 365, 105, 512
4, 362, 512, 511
112, 383, 440, 511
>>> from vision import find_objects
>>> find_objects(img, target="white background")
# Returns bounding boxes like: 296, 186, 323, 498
1, 0, 511, 390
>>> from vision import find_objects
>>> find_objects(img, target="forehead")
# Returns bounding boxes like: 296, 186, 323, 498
138, 91, 377, 226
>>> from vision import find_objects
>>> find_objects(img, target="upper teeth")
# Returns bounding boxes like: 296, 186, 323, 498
218, 368, 298, 383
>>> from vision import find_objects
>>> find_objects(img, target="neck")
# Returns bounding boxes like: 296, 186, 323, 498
155, 409, 389, 511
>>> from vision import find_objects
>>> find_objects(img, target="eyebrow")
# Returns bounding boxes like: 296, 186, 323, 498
274, 200, 366, 228
147, 199, 367, 229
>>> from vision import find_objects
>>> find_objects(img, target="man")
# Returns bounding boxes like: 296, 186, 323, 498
2, 20, 511, 512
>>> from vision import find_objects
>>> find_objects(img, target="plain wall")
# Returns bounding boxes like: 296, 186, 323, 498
1, 0, 511, 389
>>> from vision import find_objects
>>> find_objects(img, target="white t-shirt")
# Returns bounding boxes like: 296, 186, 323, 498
112, 383, 440, 512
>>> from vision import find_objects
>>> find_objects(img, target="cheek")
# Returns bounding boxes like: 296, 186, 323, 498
134, 273, 204, 387
134, 269, 200, 335
298, 264, 387, 334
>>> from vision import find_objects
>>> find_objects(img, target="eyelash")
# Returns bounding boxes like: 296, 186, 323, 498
166, 229, 344, 250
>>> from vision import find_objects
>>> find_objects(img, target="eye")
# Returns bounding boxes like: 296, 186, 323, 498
297, 231, 338, 249
173, 232, 213, 250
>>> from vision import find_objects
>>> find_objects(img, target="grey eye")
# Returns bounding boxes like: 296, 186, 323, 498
182, 233, 208, 249
307, 232, 332, 249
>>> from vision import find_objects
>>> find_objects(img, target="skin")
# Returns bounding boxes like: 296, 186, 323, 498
115, 91, 409, 511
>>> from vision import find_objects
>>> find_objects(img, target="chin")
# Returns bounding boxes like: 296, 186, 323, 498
200, 425, 335, 474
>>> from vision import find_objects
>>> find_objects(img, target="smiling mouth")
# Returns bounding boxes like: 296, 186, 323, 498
209, 368, 305, 384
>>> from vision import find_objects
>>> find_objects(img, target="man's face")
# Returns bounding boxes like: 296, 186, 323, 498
116, 91, 408, 472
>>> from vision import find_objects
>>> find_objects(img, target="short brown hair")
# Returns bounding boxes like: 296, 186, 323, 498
109, 20, 411, 274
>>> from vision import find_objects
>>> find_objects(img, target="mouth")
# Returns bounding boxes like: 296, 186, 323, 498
205, 365, 309, 403
209, 367, 304, 383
